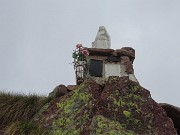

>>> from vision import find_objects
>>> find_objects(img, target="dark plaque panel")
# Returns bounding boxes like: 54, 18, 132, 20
89, 60, 103, 77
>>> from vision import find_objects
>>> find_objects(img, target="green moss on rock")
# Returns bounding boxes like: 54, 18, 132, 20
89, 115, 136, 135
34, 77, 177, 135
123, 110, 131, 118
53, 83, 91, 134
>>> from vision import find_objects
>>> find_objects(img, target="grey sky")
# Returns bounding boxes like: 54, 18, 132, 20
0, 0, 180, 107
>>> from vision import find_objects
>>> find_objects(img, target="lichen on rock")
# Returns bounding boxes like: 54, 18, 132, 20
89, 115, 136, 135
35, 76, 177, 135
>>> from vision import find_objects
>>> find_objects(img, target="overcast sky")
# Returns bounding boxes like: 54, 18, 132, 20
0, 0, 180, 107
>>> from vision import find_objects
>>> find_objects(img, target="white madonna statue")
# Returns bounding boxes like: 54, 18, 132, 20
92, 26, 111, 49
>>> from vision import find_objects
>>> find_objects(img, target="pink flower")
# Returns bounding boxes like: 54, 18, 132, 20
82, 50, 89, 56
76, 44, 82, 49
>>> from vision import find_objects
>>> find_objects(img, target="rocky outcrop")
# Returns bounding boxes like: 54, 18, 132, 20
35, 77, 177, 135
160, 103, 180, 135
48, 85, 68, 100
115, 48, 135, 61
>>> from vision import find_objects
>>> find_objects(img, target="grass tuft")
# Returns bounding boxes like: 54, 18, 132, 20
0, 91, 49, 131
5, 121, 44, 135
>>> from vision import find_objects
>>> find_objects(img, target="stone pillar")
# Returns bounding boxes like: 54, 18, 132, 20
121, 56, 134, 74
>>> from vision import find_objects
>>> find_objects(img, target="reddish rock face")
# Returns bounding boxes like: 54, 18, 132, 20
35, 77, 177, 134
121, 47, 135, 54
98, 77, 177, 134
115, 48, 135, 61
48, 85, 68, 99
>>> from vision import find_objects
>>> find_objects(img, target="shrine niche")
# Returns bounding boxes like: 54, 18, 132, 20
73, 26, 137, 85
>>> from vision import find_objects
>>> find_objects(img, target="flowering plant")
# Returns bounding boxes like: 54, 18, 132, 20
72, 44, 89, 84
72, 44, 89, 62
